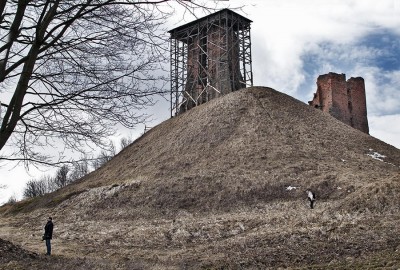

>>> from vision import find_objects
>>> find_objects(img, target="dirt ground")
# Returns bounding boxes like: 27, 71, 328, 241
1, 201, 400, 269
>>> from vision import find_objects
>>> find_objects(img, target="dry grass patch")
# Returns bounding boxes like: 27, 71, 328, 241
1, 87, 400, 269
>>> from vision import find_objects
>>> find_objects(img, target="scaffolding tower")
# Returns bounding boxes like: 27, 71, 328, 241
169, 9, 253, 116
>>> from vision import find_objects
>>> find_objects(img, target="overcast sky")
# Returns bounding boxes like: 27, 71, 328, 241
1, 0, 399, 204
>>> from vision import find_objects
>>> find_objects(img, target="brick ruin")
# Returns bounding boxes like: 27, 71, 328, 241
309, 72, 369, 134
169, 9, 253, 115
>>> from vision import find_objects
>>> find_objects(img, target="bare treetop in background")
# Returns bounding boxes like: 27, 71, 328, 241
0, 0, 224, 167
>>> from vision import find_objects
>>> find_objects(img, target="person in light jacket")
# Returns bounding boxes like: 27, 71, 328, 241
306, 190, 316, 209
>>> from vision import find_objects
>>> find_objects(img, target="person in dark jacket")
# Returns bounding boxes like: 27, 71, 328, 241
44, 217, 53, 255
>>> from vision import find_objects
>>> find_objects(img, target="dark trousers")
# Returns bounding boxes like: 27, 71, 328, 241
308, 198, 315, 209
45, 239, 51, 255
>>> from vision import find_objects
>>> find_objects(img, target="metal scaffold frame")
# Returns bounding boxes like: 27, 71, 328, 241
169, 9, 253, 116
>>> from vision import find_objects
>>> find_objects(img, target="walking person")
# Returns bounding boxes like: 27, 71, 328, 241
43, 217, 54, 255
306, 190, 316, 209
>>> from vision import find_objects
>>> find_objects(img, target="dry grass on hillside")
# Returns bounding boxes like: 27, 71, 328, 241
1, 87, 400, 269
2, 200, 400, 269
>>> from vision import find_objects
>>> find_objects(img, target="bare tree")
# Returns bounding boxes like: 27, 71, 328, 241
53, 164, 70, 189
23, 165, 77, 197
92, 142, 116, 170
69, 157, 89, 181
0, 0, 224, 167
120, 136, 134, 151
7, 194, 17, 204
23, 178, 49, 198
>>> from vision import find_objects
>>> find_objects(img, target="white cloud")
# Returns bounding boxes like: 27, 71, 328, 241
248, 0, 399, 87
352, 67, 400, 115
369, 114, 400, 149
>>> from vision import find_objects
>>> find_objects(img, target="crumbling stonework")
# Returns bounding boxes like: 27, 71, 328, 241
309, 72, 369, 134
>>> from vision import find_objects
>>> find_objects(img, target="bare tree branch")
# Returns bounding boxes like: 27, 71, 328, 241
0, 0, 232, 167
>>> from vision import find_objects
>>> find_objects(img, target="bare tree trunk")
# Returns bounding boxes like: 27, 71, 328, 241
0, 1, 59, 151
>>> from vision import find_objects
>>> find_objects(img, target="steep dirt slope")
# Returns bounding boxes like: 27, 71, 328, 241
53, 86, 400, 214
1, 87, 400, 269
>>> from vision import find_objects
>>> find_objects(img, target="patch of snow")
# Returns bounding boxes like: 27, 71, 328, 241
367, 150, 386, 162
367, 152, 386, 161
366, 149, 397, 167
286, 186, 298, 191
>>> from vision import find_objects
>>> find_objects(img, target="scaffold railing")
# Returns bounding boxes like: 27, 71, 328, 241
169, 9, 253, 116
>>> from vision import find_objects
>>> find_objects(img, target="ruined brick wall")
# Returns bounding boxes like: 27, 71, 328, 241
309, 72, 369, 134
347, 77, 369, 134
